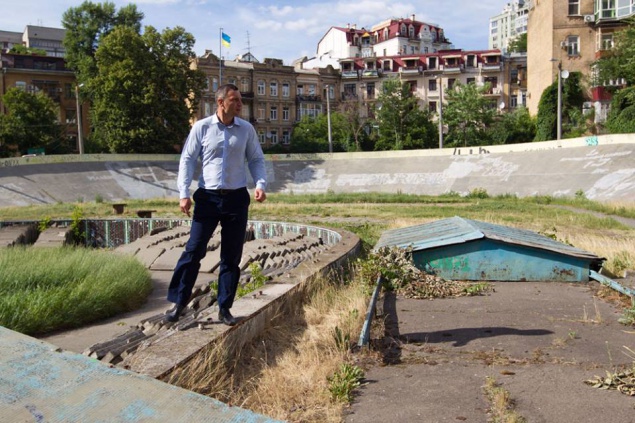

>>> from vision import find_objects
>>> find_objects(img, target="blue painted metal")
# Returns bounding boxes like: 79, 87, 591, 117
590, 270, 635, 298
358, 275, 383, 347
375, 216, 603, 282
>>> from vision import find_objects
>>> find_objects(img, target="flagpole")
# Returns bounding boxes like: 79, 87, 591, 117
219, 27, 223, 85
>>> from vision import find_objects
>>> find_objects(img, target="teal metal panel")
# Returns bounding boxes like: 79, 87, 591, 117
413, 239, 590, 282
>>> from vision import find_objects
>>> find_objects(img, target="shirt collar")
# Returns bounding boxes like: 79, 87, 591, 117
212, 113, 241, 128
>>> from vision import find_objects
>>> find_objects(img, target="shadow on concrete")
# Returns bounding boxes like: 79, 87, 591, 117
398, 327, 554, 347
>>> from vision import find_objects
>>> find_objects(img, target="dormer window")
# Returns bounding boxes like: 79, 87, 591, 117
409, 25, 415, 38
383, 28, 389, 40
400, 23, 407, 36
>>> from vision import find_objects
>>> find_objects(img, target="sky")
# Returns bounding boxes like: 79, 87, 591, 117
0, 0, 505, 65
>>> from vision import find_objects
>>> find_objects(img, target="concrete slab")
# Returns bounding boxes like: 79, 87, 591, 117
346, 282, 635, 422
1, 327, 282, 423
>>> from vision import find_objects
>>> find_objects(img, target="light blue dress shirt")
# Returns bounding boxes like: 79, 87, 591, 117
177, 114, 267, 199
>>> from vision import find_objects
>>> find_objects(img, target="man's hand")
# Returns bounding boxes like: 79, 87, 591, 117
180, 198, 192, 216
254, 188, 267, 203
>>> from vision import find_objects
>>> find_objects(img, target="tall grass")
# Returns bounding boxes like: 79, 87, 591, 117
0, 247, 151, 335
166, 274, 368, 423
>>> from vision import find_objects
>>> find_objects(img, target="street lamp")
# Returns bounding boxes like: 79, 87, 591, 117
325, 84, 333, 154
433, 75, 444, 149
551, 59, 569, 141
75, 83, 84, 154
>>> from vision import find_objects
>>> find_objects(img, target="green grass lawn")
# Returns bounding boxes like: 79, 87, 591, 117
0, 246, 152, 335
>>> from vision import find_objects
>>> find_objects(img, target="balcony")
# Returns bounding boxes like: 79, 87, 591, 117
296, 94, 321, 102
341, 70, 360, 79
361, 69, 378, 78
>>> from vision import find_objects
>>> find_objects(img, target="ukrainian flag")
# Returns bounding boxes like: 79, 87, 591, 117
221, 32, 231, 48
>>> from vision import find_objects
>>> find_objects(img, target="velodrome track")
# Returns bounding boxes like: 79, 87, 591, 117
1, 134, 634, 207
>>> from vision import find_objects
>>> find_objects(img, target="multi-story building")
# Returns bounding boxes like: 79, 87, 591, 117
0, 26, 65, 57
194, 51, 339, 150
526, 0, 632, 118
0, 25, 85, 154
316, 15, 452, 62
338, 48, 514, 118
0, 51, 87, 154
489, 1, 530, 52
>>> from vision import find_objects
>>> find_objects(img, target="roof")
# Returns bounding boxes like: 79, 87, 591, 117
375, 216, 603, 262
24, 26, 65, 41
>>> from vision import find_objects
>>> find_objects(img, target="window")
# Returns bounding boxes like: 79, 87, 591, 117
212, 78, 218, 92
270, 106, 278, 121
366, 82, 375, 99
270, 81, 278, 97
65, 109, 76, 124
467, 77, 476, 85
568, 0, 580, 15
257, 80, 265, 95
567, 35, 580, 56
258, 107, 265, 120
409, 25, 415, 38
270, 130, 278, 144
599, 33, 614, 50
428, 79, 437, 91
258, 130, 266, 144
308, 84, 316, 95
228, 77, 236, 85
282, 106, 290, 121
282, 130, 291, 145
297, 84, 304, 95
448, 78, 456, 89
428, 57, 437, 69
282, 82, 290, 97
511, 95, 518, 108
15, 81, 26, 91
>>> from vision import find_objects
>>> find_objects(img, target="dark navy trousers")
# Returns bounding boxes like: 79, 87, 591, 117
167, 187, 250, 310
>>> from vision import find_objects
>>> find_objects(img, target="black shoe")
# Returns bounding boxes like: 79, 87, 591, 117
165, 304, 185, 322
218, 307, 237, 326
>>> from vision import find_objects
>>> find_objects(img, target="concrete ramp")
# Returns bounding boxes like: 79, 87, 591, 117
1, 136, 634, 206
0, 327, 282, 422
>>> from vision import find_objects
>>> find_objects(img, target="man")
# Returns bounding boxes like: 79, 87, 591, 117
166, 83, 267, 325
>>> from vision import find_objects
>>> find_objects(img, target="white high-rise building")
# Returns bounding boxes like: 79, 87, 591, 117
489, 1, 529, 52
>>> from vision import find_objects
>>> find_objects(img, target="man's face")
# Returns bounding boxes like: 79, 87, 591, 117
219, 89, 242, 118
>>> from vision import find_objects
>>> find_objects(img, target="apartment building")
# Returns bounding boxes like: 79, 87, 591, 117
489, 0, 530, 52
194, 51, 339, 149
316, 15, 452, 61
0, 25, 86, 153
526, 0, 632, 117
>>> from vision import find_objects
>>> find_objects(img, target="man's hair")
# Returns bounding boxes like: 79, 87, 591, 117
216, 84, 239, 102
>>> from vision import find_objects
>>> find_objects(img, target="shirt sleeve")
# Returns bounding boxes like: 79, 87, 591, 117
245, 125, 267, 191
177, 123, 203, 199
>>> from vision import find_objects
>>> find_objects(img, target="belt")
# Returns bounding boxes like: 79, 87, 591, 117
209, 187, 243, 195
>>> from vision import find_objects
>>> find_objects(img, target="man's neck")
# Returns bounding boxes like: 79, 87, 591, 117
216, 112, 234, 126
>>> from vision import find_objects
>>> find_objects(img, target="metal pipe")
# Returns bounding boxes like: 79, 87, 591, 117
358, 275, 383, 348
589, 270, 635, 298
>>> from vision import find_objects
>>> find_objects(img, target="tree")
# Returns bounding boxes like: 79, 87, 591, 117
488, 106, 536, 144
62, 2, 205, 153
605, 86, 635, 133
535, 71, 586, 141
443, 82, 495, 147
338, 99, 371, 152
90, 25, 205, 153
0, 88, 66, 156
374, 78, 437, 150
288, 113, 349, 153
62, 1, 143, 82
508, 33, 527, 53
